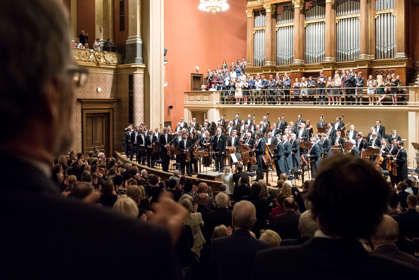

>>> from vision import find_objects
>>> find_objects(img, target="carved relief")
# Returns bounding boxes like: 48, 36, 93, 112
72, 49, 121, 66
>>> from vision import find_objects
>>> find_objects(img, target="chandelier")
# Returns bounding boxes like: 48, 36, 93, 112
198, 0, 230, 14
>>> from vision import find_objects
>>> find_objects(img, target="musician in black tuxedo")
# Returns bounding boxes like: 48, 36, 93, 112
0, 2, 187, 278
296, 123, 308, 141
253, 155, 418, 280
395, 141, 408, 184
308, 137, 322, 178
316, 115, 327, 130
124, 126, 134, 160
283, 135, 293, 175
274, 136, 285, 177
159, 128, 172, 171
233, 113, 241, 129
345, 124, 357, 141
333, 115, 345, 132
254, 132, 266, 178
279, 116, 288, 135
212, 128, 226, 172
244, 114, 253, 127
227, 129, 239, 151
295, 114, 305, 128
374, 120, 386, 139
355, 132, 368, 152
179, 117, 188, 129
368, 132, 381, 148
290, 133, 301, 177
136, 129, 146, 165
178, 132, 193, 176
332, 130, 345, 148
320, 134, 331, 158
145, 130, 153, 167
348, 139, 360, 157
388, 129, 401, 143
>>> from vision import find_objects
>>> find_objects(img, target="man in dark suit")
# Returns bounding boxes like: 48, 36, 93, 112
253, 155, 418, 280
233, 113, 241, 129
374, 120, 386, 139
368, 132, 381, 148
0, 1, 187, 279
316, 115, 327, 130
179, 132, 193, 175
355, 132, 368, 152
136, 128, 146, 164
212, 128, 226, 172
124, 125, 134, 160
395, 141, 408, 184
271, 197, 300, 240
388, 129, 401, 143
211, 201, 269, 280
308, 137, 322, 178
345, 124, 357, 141
159, 127, 172, 171
254, 132, 266, 178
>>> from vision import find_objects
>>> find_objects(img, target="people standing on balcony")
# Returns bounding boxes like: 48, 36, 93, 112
293, 78, 301, 103
235, 80, 243, 105
367, 75, 377, 105
283, 74, 292, 104
376, 74, 386, 105
300, 77, 308, 103
307, 76, 316, 103
333, 73, 342, 105
326, 76, 334, 105
390, 73, 399, 106
79, 29, 88, 46
355, 72, 365, 105
317, 71, 327, 105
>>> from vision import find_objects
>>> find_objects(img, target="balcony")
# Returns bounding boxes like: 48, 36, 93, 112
72, 48, 121, 67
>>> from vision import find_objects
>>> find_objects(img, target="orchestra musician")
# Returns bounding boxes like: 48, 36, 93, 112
320, 133, 331, 158
136, 127, 146, 165
368, 132, 381, 148
151, 128, 160, 168
124, 125, 134, 161
389, 129, 401, 142
308, 137, 322, 178
348, 139, 360, 157
200, 130, 212, 167
145, 129, 153, 167
283, 135, 293, 176
233, 113, 241, 129
333, 115, 345, 133
274, 135, 286, 176
316, 115, 326, 130
355, 132, 368, 152
345, 124, 357, 141
332, 130, 345, 148
254, 132, 266, 179
226, 121, 234, 136
178, 132, 192, 176
159, 127, 171, 171
212, 128, 226, 172
296, 123, 308, 141
290, 133, 301, 177
387, 138, 399, 186
188, 131, 199, 174
174, 130, 184, 170
374, 120, 386, 139
395, 141, 407, 185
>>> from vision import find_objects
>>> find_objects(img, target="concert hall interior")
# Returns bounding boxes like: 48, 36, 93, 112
3, 0, 419, 278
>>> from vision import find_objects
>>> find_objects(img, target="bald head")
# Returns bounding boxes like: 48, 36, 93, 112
232, 200, 257, 230
372, 215, 399, 246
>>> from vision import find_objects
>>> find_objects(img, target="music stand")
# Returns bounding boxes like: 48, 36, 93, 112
317, 127, 326, 134
363, 147, 380, 161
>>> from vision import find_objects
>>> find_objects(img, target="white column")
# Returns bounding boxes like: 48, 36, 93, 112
184, 108, 192, 123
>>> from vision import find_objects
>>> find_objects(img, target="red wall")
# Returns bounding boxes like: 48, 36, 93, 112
164, 0, 247, 126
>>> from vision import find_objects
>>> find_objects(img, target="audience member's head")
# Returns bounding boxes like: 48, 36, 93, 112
215, 192, 229, 208
69, 182, 94, 200
259, 230, 282, 247
197, 193, 210, 206
179, 197, 194, 213
232, 200, 257, 230
298, 210, 318, 239
372, 214, 399, 248
113, 195, 139, 218
212, 225, 229, 240
126, 185, 140, 204
113, 175, 124, 187
407, 194, 417, 210
309, 155, 390, 239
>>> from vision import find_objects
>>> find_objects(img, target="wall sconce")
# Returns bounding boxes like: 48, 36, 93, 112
96, 87, 102, 94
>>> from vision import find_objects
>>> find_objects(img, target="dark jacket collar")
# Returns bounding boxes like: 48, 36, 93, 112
0, 153, 59, 195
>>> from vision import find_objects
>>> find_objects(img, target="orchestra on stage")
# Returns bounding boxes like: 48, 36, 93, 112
124, 113, 408, 186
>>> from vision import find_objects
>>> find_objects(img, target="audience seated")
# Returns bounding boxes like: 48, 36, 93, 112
259, 229, 282, 247
396, 194, 419, 240
253, 155, 418, 280
210, 200, 269, 280
203, 192, 232, 242
372, 214, 419, 266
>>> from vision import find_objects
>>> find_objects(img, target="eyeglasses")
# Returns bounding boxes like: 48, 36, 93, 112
67, 66, 89, 88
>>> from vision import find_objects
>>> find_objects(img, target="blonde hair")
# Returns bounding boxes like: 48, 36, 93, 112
259, 230, 282, 247
212, 225, 228, 239
126, 185, 140, 203
113, 195, 139, 218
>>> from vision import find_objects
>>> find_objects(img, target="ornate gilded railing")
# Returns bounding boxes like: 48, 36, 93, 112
72, 48, 121, 67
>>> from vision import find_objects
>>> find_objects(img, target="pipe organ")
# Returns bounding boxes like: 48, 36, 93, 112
305, 3, 325, 64
276, 5, 294, 65
254, 11, 266, 66
246, 0, 408, 74
375, 0, 396, 59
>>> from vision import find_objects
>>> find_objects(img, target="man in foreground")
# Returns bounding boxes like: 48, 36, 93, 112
253, 155, 418, 279
0, 1, 186, 279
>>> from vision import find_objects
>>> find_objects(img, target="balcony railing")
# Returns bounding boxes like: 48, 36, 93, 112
207, 86, 419, 106
72, 48, 121, 66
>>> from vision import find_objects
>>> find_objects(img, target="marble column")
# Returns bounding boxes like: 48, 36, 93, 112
395, 0, 406, 58
246, 9, 254, 66
359, 0, 368, 59
265, 4, 273, 66
125, 0, 143, 64
133, 70, 145, 125
293, 0, 304, 64
325, 0, 336, 62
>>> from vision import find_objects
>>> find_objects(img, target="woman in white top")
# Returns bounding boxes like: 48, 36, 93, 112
333, 73, 342, 105
367, 75, 376, 105
179, 197, 205, 257
326, 76, 334, 105
235, 80, 243, 104
300, 77, 308, 102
